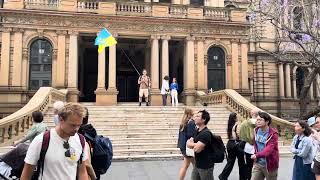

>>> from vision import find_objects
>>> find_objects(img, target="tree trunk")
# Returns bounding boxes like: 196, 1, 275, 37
299, 67, 320, 119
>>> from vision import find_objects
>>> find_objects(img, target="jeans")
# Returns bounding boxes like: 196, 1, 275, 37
191, 166, 214, 180
219, 140, 246, 180
162, 94, 167, 106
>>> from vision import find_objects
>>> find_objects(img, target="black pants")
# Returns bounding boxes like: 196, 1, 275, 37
245, 152, 254, 180
219, 140, 247, 180
162, 94, 167, 106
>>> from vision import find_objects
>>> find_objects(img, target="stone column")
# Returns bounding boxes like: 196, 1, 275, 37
56, 30, 67, 88
105, 38, 119, 105
240, 41, 249, 90
278, 63, 285, 98
0, 28, 11, 87
226, 55, 232, 89
285, 63, 292, 98
67, 31, 79, 102
292, 67, 298, 99
183, 36, 195, 105
150, 35, 162, 105
161, 35, 170, 80
12, 28, 23, 88
172, 0, 180, 4
196, 37, 206, 90
22, 49, 28, 90
309, 68, 314, 100
231, 40, 239, 89
95, 47, 109, 105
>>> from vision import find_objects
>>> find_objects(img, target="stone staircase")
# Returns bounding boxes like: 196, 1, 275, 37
0, 103, 291, 160
41, 103, 291, 160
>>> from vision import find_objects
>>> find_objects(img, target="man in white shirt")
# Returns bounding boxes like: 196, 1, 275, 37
21, 103, 89, 180
239, 108, 260, 180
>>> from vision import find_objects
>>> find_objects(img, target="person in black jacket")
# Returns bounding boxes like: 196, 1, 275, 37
177, 108, 197, 180
219, 112, 246, 180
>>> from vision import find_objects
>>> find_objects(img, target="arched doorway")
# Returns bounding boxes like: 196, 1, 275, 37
29, 39, 52, 90
296, 67, 304, 98
207, 47, 226, 91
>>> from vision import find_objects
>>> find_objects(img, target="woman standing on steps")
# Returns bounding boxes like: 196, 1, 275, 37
177, 108, 196, 180
219, 112, 246, 180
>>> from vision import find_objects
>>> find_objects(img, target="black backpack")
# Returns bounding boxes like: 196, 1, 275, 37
210, 133, 227, 163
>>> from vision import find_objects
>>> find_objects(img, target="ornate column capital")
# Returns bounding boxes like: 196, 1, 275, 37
1, 27, 12, 33
196, 37, 206, 41
12, 28, 24, 33
231, 39, 239, 43
52, 49, 58, 60
56, 30, 68, 36
150, 35, 161, 40
68, 30, 79, 36
186, 36, 195, 41
161, 35, 171, 40
240, 39, 249, 44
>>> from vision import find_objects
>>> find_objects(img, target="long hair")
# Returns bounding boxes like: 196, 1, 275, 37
297, 120, 312, 136
227, 112, 237, 139
179, 108, 193, 132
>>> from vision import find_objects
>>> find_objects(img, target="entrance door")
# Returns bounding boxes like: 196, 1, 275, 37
207, 47, 226, 91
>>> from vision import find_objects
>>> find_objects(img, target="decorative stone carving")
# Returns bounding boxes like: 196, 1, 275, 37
1, 27, 12, 33
37, 29, 44, 38
186, 35, 195, 41
22, 48, 28, 59
150, 35, 161, 40
226, 55, 232, 65
161, 35, 171, 40
56, 30, 68, 35
68, 30, 79, 36
12, 28, 24, 33
204, 55, 208, 65
52, 49, 58, 60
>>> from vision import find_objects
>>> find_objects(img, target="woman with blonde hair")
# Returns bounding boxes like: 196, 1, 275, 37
177, 108, 197, 180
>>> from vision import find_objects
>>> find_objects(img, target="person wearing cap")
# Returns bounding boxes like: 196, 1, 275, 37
308, 115, 320, 179
53, 101, 64, 125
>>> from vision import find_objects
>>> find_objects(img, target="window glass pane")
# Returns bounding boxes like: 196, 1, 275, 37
30, 80, 39, 90
43, 65, 51, 71
42, 80, 50, 86
31, 65, 41, 71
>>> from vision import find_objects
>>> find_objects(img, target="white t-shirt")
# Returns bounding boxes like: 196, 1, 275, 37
25, 129, 88, 180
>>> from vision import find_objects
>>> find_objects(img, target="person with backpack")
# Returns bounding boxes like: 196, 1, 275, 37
138, 69, 151, 106
251, 111, 279, 180
13, 111, 48, 146
177, 108, 196, 180
21, 103, 89, 180
79, 108, 113, 180
187, 110, 215, 180
219, 112, 246, 180
78, 107, 97, 180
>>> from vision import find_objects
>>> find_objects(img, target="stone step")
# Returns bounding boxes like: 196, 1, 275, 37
114, 148, 180, 156
113, 154, 182, 161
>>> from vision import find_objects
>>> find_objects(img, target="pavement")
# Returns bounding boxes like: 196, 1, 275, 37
102, 158, 293, 180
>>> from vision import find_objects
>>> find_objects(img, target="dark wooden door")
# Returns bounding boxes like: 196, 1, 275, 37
207, 47, 226, 91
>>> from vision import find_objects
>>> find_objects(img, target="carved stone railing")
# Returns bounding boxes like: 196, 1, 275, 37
0, 87, 67, 146
24, 0, 60, 10
196, 89, 295, 142
203, 7, 230, 21
116, 2, 152, 16
169, 5, 188, 18
77, 1, 98, 12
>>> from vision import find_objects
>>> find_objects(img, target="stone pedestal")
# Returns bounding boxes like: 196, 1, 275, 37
183, 90, 196, 106
67, 88, 79, 102
95, 88, 118, 106
150, 90, 162, 106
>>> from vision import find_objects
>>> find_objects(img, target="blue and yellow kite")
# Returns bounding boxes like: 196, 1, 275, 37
95, 28, 117, 53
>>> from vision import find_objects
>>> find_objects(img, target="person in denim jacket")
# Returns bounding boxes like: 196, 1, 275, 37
291, 120, 315, 180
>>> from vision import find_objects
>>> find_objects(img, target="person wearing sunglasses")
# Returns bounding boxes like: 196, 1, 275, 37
21, 103, 89, 180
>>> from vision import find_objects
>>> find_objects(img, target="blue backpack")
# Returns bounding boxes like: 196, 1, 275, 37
85, 134, 113, 175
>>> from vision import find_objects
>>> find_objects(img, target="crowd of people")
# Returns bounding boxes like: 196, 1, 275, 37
138, 69, 180, 106
177, 107, 320, 180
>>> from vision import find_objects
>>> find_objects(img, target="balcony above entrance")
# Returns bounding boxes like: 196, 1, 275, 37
3, 0, 247, 22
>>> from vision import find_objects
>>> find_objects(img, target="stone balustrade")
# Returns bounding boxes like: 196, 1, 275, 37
116, 2, 152, 16
196, 89, 295, 142
0, 87, 67, 146
4, 0, 246, 22
169, 5, 188, 18
24, 0, 60, 10
203, 7, 230, 21
77, 1, 98, 12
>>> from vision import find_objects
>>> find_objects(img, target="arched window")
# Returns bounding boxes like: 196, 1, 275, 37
29, 39, 52, 90
207, 47, 226, 91
293, 7, 303, 30
296, 67, 304, 98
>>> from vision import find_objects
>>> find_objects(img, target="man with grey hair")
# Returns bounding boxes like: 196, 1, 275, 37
21, 103, 89, 180
239, 107, 260, 180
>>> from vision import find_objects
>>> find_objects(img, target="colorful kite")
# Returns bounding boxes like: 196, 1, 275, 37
95, 28, 117, 53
